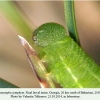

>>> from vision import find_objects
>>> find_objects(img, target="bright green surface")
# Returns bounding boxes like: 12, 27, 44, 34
42, 37, 100, 88
34, 22, 100, 88
33, 22, 67, 47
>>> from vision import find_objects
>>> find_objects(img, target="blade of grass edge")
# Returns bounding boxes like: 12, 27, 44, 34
0, 78, 18, 88
64, 0, 80, 45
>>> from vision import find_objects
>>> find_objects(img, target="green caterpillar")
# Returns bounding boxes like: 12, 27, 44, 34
33, 22, 100, 88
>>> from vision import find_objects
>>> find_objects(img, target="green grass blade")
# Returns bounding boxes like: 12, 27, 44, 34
64, 1, 80, 45
0, 1, 39, 51
0, 78, 18, 88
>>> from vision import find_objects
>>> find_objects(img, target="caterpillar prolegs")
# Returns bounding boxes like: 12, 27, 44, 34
33, 22, 100, 88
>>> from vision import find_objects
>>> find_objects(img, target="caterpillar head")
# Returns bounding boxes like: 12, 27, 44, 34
33, 22, 67, 47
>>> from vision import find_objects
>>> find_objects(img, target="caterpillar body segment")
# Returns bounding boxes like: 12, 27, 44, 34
41, 36, 100, 88
33, 22, 100, 88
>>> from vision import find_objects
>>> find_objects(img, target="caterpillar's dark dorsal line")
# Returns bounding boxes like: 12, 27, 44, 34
33, 22, 68, 47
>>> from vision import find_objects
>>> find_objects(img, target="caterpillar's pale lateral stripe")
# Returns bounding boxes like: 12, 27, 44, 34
33, 22, 100, 88
58, 53, 83, 88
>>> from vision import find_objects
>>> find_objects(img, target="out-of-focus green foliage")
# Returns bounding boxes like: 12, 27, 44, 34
0, 1, 39, 52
